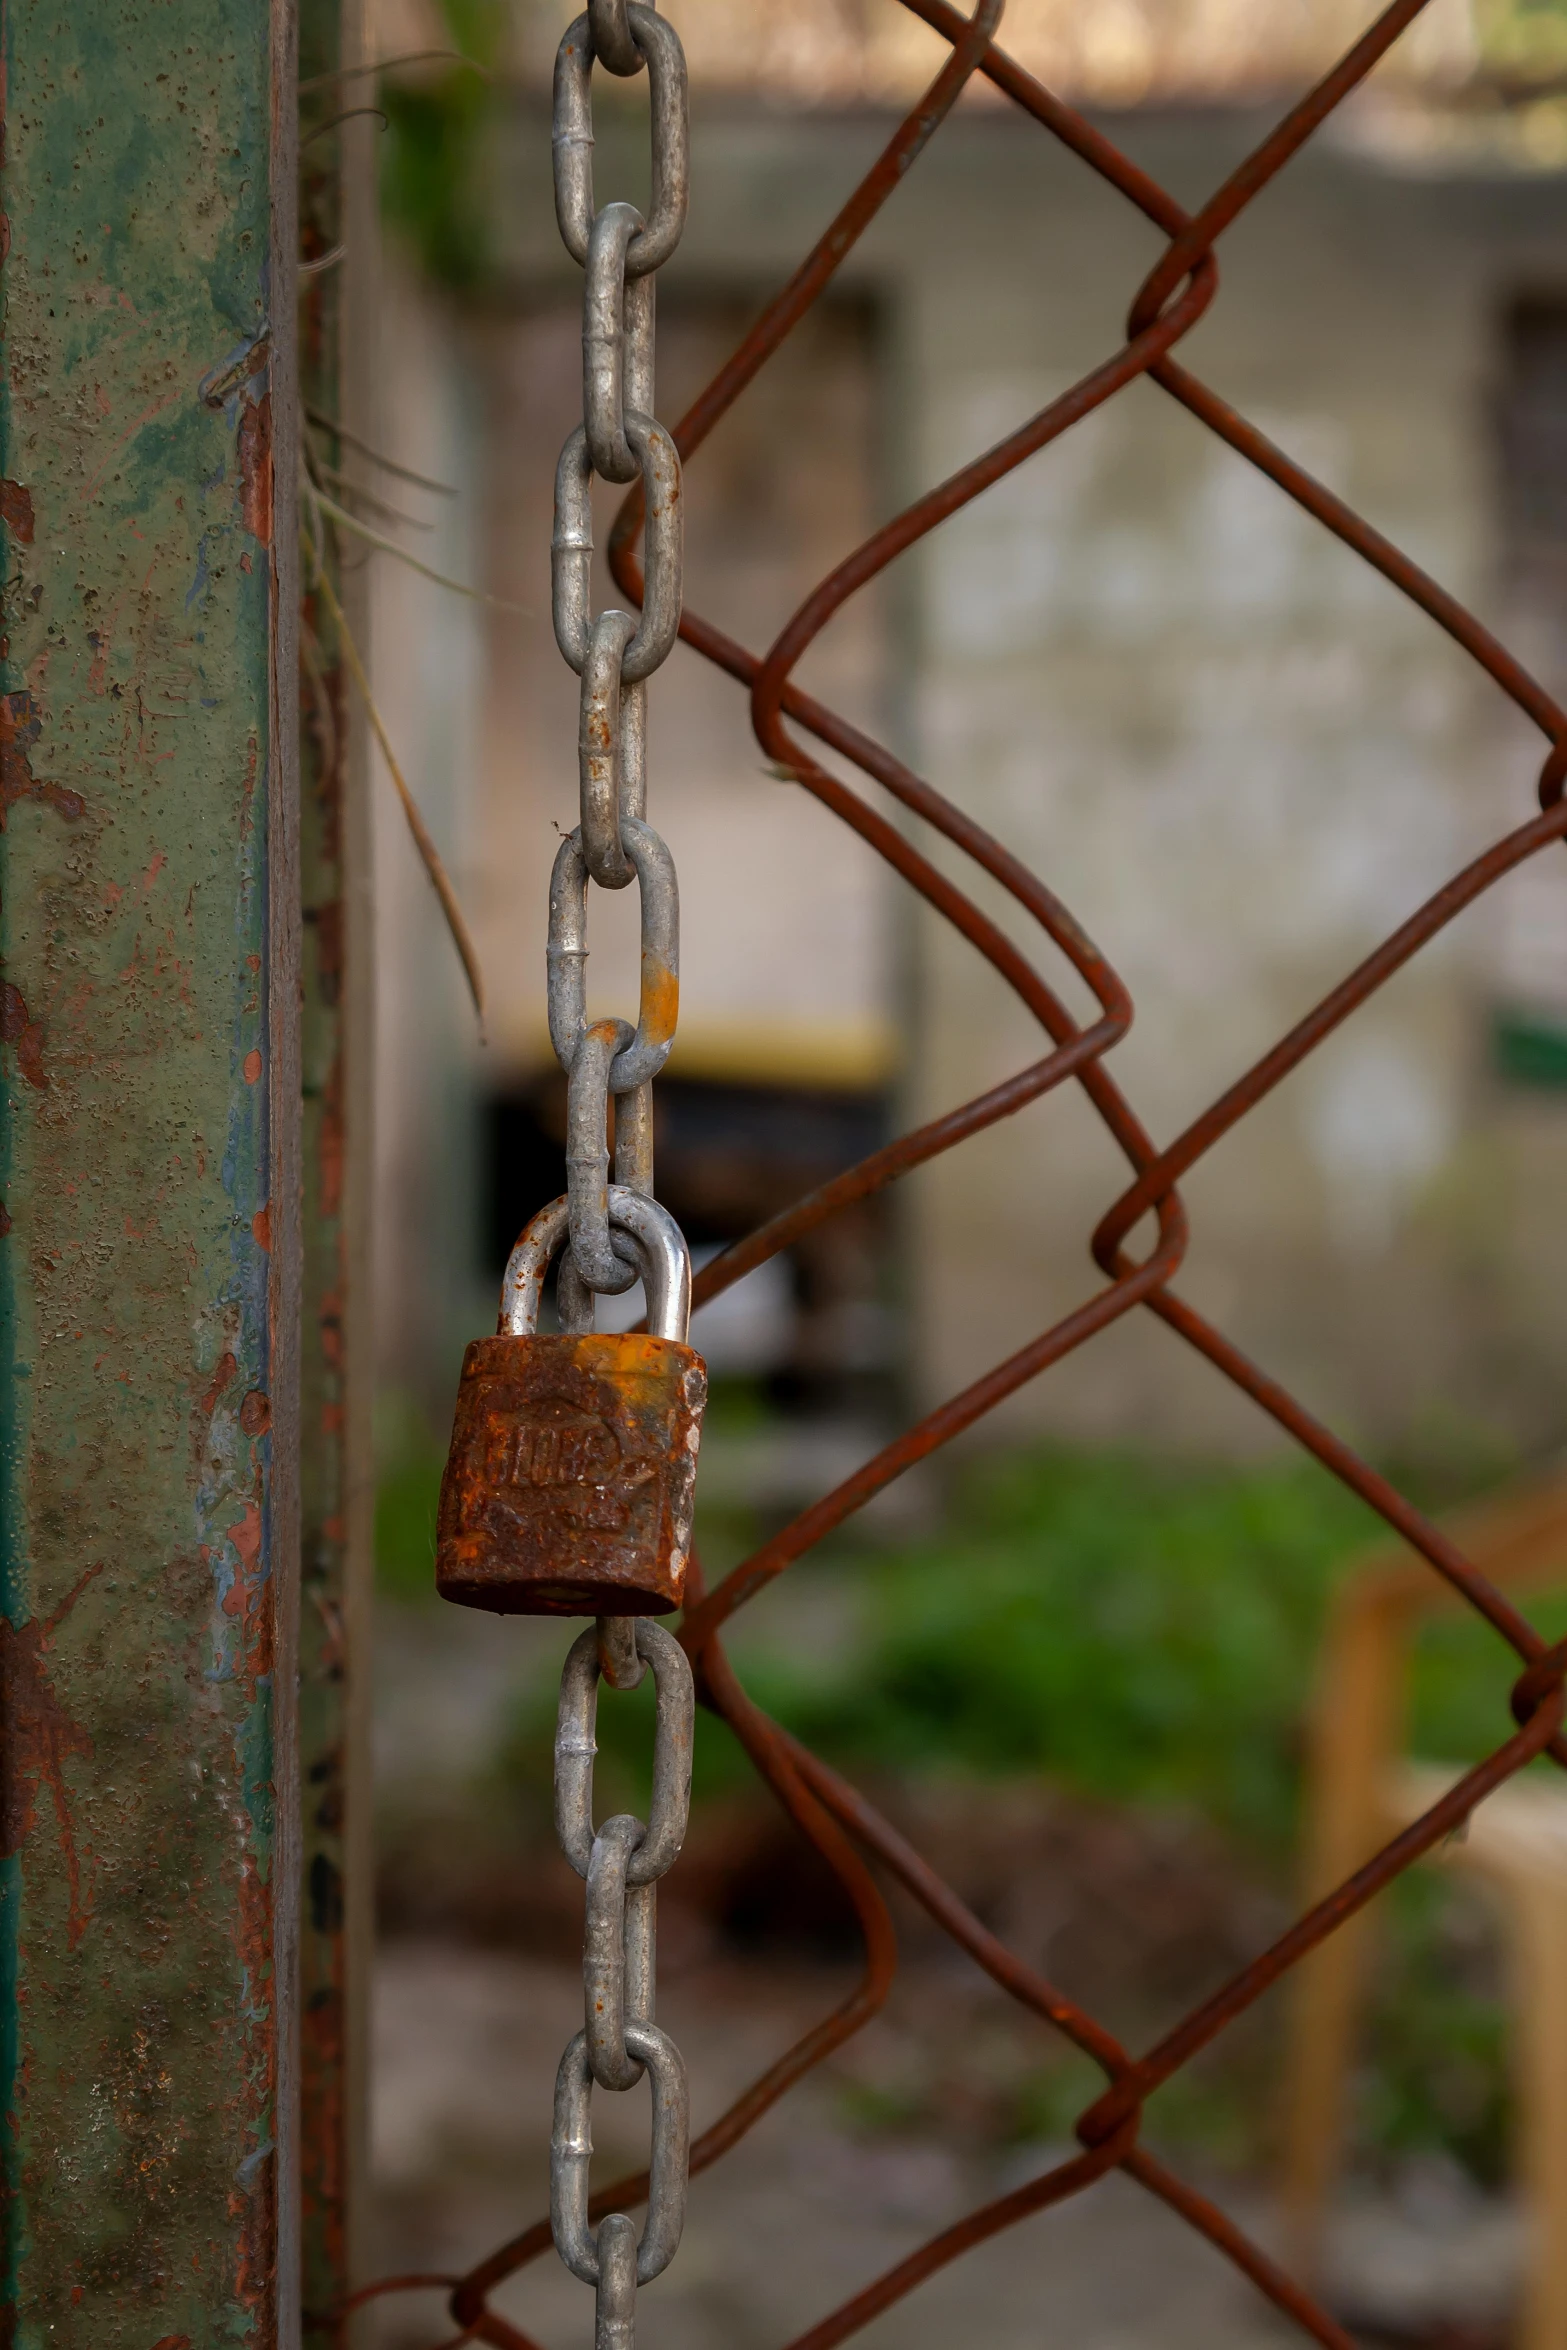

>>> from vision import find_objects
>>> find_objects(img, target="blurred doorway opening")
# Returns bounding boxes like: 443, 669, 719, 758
472, 289, 898, 1407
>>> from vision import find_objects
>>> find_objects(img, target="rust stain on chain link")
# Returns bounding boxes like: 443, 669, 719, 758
343, 1, 1567, 2341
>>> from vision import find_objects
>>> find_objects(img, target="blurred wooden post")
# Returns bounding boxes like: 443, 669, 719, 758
1280, 1578, 1410, 2259
1501, 1823, 1567, 2349
1281, 1479, 1567, 2342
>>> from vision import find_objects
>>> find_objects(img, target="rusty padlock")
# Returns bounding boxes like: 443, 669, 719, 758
435, 1187, 706, 1615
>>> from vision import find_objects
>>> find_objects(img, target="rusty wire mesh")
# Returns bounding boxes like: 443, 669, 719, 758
351, 2, 1567, 2341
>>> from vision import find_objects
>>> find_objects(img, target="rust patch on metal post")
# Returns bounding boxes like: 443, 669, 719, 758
0, 692, 83, 828
0, 1566, 101, 1947
0, 984, 45, 1090
197, 1350, 240, 1419
238, 390, 274, 545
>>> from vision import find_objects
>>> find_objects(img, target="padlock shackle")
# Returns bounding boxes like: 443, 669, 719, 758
500, 1187, 692, 1344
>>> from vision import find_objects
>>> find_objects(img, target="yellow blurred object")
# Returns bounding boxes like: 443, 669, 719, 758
1281, 1475, 1567, 2350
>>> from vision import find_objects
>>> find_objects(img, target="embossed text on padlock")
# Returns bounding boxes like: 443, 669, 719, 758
435, 1189, 706, 1615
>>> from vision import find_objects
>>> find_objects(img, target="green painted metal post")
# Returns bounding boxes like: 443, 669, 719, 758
0, 1, 303, 2339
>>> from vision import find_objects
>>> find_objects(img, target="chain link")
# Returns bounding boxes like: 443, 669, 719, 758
578, 611, 644, 883
548, 824, 679, 1094
550, 1620, 695, 2346
555, 1619, 694, 1881
564, 1018, 641, 1292
553, 10, 689, 272
544, 23, 694, 2327
547, 2, 686, 1304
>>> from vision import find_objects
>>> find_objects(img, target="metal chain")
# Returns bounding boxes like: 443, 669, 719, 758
546, 14, 693, 2345
551, 1620, 695, 2348
549, 0, 688, 1308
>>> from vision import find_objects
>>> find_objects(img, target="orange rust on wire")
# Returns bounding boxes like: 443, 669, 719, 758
341, 2, 1567, 2343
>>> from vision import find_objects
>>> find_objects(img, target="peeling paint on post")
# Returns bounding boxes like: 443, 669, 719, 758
0, 2, 300, 2342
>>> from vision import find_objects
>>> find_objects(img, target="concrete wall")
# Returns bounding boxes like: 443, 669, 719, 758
890, 119, 1567, 1453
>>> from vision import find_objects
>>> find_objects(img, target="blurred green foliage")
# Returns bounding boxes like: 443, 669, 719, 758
378, 1425, 1566, 1845
1480, 0, 1567, 78
760, 1448, 1382, 1852
376, 1424, 1566, 2178
1363, 1871, 1514, 2185
368, 0, 1567, 292
373, 1404, 450, 1601
468, 1444, 1562, 1854
378, 0, 507, 290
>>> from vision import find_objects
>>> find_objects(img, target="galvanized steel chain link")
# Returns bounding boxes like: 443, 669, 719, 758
546, 11, 694, 2344
549, 0, 688, 1308
551, 1619, 694, 2347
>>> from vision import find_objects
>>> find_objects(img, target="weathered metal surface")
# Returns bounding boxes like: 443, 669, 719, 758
437, 1329, 706, 1615
550, 1619, 694, 2347
438, 1193, 704, 1619
297, 0, 374, 2318
0, 1, 300, 2339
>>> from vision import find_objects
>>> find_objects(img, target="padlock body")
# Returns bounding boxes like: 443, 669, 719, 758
435, 1331, 707, 1614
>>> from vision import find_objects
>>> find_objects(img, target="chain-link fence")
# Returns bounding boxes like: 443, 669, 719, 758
348, 1, 1567, 2342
